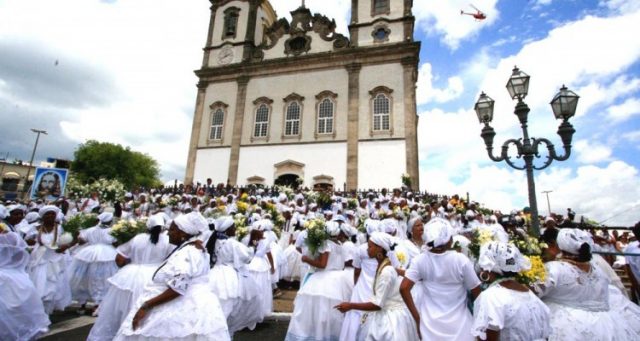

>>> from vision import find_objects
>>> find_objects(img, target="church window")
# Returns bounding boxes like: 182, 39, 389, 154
223, 7, 240, 39
210, 108, 225, 140
373, 94, 390, 131
372, 0, 390, 16
254, 104, 270, 138
372, 25, 391, 42
285, 102, 301, 136
317, 99, 334, 134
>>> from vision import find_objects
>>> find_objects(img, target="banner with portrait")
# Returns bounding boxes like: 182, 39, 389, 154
30, 167, 69, 201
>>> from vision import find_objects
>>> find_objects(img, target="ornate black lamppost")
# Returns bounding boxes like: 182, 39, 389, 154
474, 66, 580, 237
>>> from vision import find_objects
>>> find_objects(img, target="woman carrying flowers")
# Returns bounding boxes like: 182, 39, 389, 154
472, 241, 551, 340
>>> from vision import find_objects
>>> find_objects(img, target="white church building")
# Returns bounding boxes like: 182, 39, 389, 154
185, 0, 420, 191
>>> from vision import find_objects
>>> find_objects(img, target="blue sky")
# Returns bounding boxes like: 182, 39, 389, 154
0, 0, 638, 225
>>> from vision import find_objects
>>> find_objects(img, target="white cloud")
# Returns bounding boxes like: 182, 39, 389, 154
600, 0, 640, 14
416, 63, 465, 105
573, 140, 613, 164
622, 130, 640, 143
606, 97, 640, 122
413, 0, 500, 49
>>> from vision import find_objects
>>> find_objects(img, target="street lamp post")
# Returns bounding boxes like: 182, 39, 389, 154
474, 67, 579, 237
23, 129, 48, 199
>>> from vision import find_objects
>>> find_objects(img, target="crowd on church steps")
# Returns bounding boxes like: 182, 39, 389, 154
1, 185, 640, 341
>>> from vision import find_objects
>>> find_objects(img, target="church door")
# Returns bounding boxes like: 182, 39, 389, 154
275, 174, 300, 189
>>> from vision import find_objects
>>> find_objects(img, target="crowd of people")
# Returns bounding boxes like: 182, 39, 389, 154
1, 184, 639, 340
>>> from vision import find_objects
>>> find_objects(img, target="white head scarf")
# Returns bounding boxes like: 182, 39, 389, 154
557, 228, 593, 255
381, 218, 398, 235
424, 218, 453, 248
364, 219, 381, 236
339, 223, 357, 237
369, 232, 397, 252
25, 212, 40, 224
478, 241, 531, 275
98, 212, 113, 224
173, 212, 207, 236
0, 205, 7, 219
215, 216, 235, 232
326, 221, 341, 237
38, 205, 60, 218
407, 217, 421, 231
147, 214, 165, 229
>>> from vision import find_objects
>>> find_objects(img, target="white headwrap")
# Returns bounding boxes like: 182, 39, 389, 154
25, 212, 40, 224
0, 205, 7, 219
215, 216, 235, 232
147, 214, 165, 229
7, 204, 25, 213
174, 212, 207, 236
478, 241, 531, 275
407, 217, 421, 231
326, 221, 341, 237
381, 218, 398, 235
98, 212, 113, 224
369, 232, 397, 252
557, 228, 593, 255
424, 218, 453, 248
364, 219, 381, 236
339, 223, 357, 237
250, 220, 264, 232
38, 205, 61, 218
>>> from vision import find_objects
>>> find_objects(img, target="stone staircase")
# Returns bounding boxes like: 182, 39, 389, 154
615, 267, 635, 300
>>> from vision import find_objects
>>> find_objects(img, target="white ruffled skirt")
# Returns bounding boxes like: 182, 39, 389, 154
87, 264, 158, 341
285, 269, 353, 341
28, 252, 72, 314
209, 264, 261, 334
246, 256, 273, 319
282, 245, 302, 281
358, 306, 419, 341
114, 281, 230, 341
0, 268, 50, 341
547, 298, 640, 341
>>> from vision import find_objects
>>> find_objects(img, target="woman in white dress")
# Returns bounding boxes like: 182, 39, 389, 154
536, 228, 640, 340
472, 241, 551, 340
69, 212, 119, 309
242, 219, 275, 322
285, 221, 352, 341
88, 214, 174, 341
27, 205, 73, 314
207, 216, 261, 335
335, 232, 419, 341
400, 218, 481, 341
114, 212, 230, 340
0, 230, 50, 341
339, 219, 380, 341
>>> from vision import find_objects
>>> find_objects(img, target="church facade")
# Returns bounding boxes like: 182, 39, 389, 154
185, 0, 420, 191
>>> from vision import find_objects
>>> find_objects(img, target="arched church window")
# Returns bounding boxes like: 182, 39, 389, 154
373, 93, 390, 131
223, 7, 240, 39
317, 98, 334, 134
285, 102, 301, 136
210, 108, 225, 140
254, 104, 270, 138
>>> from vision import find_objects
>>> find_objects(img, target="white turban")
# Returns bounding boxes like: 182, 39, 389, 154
98, 212, 113, 224
369, 232, 397, 252
215, 216, 235, 232
557, 228, 593, 255
0, 205, 6, 219
174, 212, 207, 236
364, 219, 381, 236
39, 205, 61, 218
339, 223, 357, 237
326, 221, 341, 237
7, 205, 25, 213
381, 218, 398, 234
25, 212, 40, 224
407, 217, 421, 231
424, 218, 453, 248
478, 241, 531, 275
250, 220, 264, 232
147, 214, 165, 229
278, 193, 287, 202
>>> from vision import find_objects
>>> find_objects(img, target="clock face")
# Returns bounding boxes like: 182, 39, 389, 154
218, 46, 234, 65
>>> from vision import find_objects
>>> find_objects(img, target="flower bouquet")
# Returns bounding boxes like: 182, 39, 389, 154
510, 233, 548, 285
235, 226, 249, 242
110, 219, 147, 245
517, 255, 546, 285
62, 213, 99, 237
236, 201, 249, 214
468, 229, 498, 259
304, 218, 328, 256
401, 173, 412, 188
347, 199, 358, 210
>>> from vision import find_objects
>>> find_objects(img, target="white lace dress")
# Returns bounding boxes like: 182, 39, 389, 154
285, 240, 353, 341
88, 233, 174, 341
114, 242, 230, 340
27, 225, 73, 314
472, 284, 551, 340
69, 225, 119, 304
340, 243, 377, 341
242, 237, 273, 320
405, 250, 481, 341
538, 260, 640, 340
0, 232, 50, 341
358, 265, 419, 341
209, 237, 261, 334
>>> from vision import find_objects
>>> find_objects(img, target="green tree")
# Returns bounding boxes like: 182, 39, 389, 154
71, 140, 161, 188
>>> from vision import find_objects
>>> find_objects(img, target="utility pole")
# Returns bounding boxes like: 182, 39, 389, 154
542, 190, 553, 216
23, 129, 47, 199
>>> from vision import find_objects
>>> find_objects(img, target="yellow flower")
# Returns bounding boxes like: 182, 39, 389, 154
519, 255, 546, 284
0, 222, 7, 233
396, 251, 407, 267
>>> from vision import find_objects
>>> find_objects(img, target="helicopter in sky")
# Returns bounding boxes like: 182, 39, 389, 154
461, 4, 487, 21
